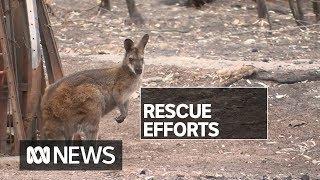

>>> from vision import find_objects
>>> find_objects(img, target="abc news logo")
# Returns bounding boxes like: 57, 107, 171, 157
20, 140, 122, 170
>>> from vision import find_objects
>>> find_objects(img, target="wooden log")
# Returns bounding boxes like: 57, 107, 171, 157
0, 69, 7, 154
0, 2, 26, 154
9, 0, 31, 141
0, 16, 7, 153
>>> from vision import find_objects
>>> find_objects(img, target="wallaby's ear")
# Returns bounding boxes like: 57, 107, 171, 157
124, 39, 134, 52
138, 34, 149, 50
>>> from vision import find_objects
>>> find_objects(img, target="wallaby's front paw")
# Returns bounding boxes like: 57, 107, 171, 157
115, 115, 126, 123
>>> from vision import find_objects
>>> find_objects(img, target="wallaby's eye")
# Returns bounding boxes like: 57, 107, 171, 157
129, 58, 134, 62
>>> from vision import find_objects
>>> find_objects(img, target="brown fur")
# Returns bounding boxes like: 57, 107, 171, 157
40, 34, 149, 140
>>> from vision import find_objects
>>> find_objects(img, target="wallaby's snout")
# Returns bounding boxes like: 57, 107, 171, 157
134, 61, 143, 75
135, 67, 143, 75
123, 34, 149, 76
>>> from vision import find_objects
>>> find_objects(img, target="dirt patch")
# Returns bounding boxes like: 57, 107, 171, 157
1, 60, 320, 179
51, 0, 320, 61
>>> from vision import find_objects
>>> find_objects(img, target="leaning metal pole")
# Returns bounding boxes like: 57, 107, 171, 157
25, 0, 44, 139
37, 0, 63, 84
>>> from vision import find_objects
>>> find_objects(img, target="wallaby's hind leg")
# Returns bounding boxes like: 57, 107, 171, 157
63, 124, 78, 140
77, 109, 102, 140
42, 119, 65, 140
80, 122, 99, 140
70, 84, 104, 140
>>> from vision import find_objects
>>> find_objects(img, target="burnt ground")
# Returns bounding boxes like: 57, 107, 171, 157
1, 0, 320, 179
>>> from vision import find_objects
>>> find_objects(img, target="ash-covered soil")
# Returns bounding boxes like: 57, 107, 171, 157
50, 0, 320, 62
1, 61, 319, 179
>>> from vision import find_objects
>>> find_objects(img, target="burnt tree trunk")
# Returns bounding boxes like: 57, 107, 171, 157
256, 0, 268, 19
99, 0, 111, 12
296, 0, 305, 23
288, 0, 298, 21
312, 1, 320, 22
125, 0, 144, 25
256, 0, 271, 29
187, 0, 205, 8
288, 0, 306, 27
187, 0, 214, 8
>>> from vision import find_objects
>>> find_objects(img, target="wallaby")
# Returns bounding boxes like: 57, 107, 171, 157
40, 34, 149, 140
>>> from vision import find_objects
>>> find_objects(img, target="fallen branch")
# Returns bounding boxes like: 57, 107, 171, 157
253, 69, 320, 84
216, 65, 320, 86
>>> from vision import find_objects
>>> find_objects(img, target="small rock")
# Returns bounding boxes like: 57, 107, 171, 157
262, 59, 269, 62
232, 19, 240, 25
131, 91, 140, 99
145, 176, 154, 180
231, 4, 242, 9
144, 77, 163, 83
301, 174, 310, 180
275, 94, 286, 99
244, 39, 256, 45
164, 73, 174, 82
289, 120, 306, 127
284, 176, 292, 180
312, 159, 320, 165
204, 175, 224, 179
176, 174, 185, 179
293, 60, 302, 65
251, 48, 258, 52
98, 51, 107, 55
302, 154, 312, 160
140, 169, 147, 175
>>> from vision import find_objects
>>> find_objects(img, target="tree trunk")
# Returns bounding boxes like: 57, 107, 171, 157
288, 0, 306, 27
189, 0, 205, 8
254, 0, 271, 29
312, 1, 320, 22
187, 0, 213, 8
125, 0, 144, 25
256, 0, 268, 19
296, 0, 305, 24
99, 0, 111, 12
